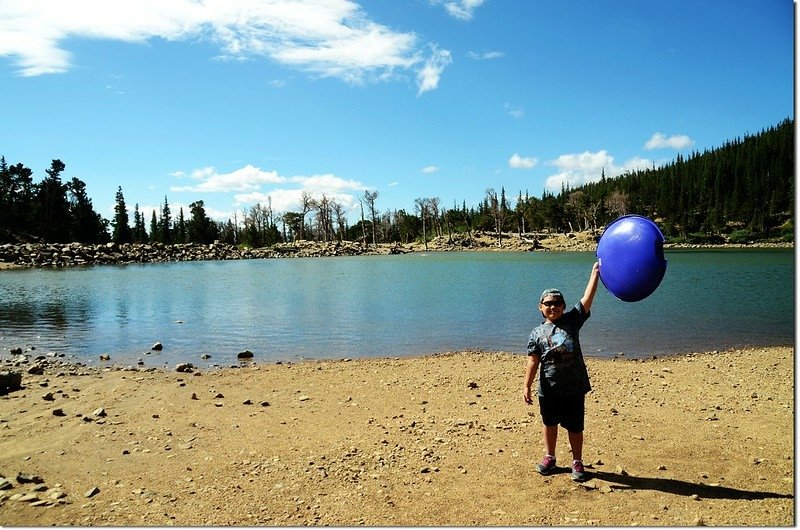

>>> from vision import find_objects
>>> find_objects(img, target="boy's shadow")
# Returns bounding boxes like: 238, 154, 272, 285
588, 470, 794, 500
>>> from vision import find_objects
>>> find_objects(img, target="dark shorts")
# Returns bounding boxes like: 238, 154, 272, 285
538, 393, 585, 432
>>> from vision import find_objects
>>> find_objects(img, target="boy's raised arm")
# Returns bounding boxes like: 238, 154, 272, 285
580, 261, 601, 312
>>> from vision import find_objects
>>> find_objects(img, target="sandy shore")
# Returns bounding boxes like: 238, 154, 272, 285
0, 345, 794, 526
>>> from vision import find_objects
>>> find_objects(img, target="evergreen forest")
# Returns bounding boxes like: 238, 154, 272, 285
0, 117, 793, 247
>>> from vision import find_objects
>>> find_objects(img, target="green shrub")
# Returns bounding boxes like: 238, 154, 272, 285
779, 220, 794, 242
728, 229, 754, 244
665, 236, 689, 245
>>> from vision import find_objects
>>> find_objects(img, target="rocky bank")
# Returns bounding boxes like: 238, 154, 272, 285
0, 346, 793, 526
0, 231, 592, 269
1, 230, 792, 270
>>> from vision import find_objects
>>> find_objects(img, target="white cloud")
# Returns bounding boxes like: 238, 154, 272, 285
468, 50, 504, 60
0, 0, 204, 76
170, 164, 284, 193
544, 150, 614, 190
202, 205, 235, 222
114, 200, 233, 224
509, 153, 537, 169
129, 203, 159, 224
644, 132, 695, 150
289, 173, 367, 193
168, 164, 369, 216
0, 0, 448, 94
234, 189, 300, 213
421, 165, 440, 174
436, 0, 487, 21
104, 84, 125, 95
543, 150, 659, 191
234, 187, 360, 214
622, 156, 656, 172
417, 47, 452, 96
504, 102, 524, 119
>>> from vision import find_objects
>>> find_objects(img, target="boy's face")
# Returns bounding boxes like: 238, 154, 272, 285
539, 296, 565, 322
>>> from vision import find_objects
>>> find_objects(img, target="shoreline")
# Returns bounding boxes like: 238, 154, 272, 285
0, 232, 792, 270
0, 345, 794, 526
2, 341, 795, 375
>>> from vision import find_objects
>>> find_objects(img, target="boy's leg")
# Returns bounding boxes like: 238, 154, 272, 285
536, 424, 559, 475
537, 396, 560, 475
568, 430, 588, 481
538, 396, 559, 458
564, 393, 586, 461
544, 424, 558, 457
564, 394, 588, 482
568, 431, 583, 461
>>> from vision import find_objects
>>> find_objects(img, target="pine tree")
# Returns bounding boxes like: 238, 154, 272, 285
160, 196, 172, 244
187, 200, 218, 244
36, 159, 70, 242
132, 204, 148, 242
0, 157, 9, 231
68, 177, 107, 243
176, 207, 187, 243
112, 186, 132, 243
4, 162, 35, 239
149, 210, 159, 242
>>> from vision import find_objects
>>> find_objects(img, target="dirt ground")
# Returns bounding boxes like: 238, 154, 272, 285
0, 345, 794, 526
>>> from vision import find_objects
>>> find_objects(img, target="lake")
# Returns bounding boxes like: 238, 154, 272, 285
0, 249, 793, 368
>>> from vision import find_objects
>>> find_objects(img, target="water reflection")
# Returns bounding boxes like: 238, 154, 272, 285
0, 249, 793, 366
0, 294, 93, 332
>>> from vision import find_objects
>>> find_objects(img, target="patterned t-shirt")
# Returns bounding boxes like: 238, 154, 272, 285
527, 302, 592, 397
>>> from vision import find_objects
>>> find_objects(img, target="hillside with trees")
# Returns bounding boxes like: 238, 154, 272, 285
0, 117, 793, 247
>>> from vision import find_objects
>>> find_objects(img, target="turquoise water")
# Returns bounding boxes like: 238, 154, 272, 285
0, 249, 793, 367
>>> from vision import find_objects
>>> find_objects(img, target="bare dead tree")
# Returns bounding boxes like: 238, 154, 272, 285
485, 188, 503, 246
606, 189, 630, 218
461, 200, 474, 243
428, 197, 442, 239
587, 200, 602, 231
314, 194, 332, 242
266, 196, 274, 229
364, 190, 379, 247
379, 209, 392, 243
358, 194, 368, 247
299, 191, 314, 241
567, 190, 588, 231
516, 191, 526, 236
394, 209, 410, 244
331, 200, 347, 242
414, 197, 429, 251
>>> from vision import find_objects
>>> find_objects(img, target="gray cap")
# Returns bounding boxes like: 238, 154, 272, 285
539, 288, 564, 304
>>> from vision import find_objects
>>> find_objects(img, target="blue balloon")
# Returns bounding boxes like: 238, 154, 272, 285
596, 215, 667, 302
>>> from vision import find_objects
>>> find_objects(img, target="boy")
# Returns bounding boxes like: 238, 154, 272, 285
523, 262, 600, 482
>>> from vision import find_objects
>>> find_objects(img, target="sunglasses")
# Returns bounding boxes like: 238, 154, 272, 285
541, 300, 563, 307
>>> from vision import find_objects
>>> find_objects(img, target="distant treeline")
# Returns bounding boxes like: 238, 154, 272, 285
0, 117, 793, 247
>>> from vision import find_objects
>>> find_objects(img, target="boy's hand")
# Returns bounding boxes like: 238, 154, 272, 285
523, 386, 533, 405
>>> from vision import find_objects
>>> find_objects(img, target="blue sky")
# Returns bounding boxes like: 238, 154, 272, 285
0, 0, 794, 225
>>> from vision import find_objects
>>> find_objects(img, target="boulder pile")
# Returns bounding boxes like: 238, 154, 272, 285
0, 241, 403, 268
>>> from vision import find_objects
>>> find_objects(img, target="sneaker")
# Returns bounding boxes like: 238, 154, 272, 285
571, 460, 587, 482
536, 455, 557, 475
